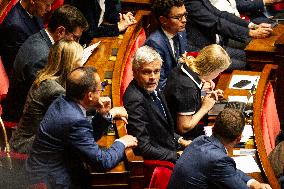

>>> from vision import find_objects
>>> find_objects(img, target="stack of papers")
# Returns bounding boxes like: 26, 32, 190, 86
81, 41, 101, 64
232, 155, 261, 173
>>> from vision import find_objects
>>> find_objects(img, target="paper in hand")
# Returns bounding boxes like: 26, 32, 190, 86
81, 41, 101, 64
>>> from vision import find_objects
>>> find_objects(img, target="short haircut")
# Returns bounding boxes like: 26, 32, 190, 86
152, 0, 184, 18
66, 67, 97, 100
182, 44, 231, 76
132, 45, 162, 70
48, 5, 88, 33
213, 108, 245, 142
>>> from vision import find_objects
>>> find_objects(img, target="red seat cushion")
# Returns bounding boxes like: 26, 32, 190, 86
120, 28, 146, 104
274, 3, 284, 11
149, 166, 173, 189
261, 83, 280, 154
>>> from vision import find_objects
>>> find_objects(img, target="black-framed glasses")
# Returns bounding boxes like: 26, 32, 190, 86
167, 12, 188, 21
68, 31, 81, 42
96, 80, 109, 92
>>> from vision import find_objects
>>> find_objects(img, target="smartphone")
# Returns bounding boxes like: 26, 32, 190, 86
233, 80, 251, 88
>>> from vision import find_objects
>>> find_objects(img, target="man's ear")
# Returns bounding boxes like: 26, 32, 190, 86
159, 16, 168, 26
87, 91, 93, 101
54, 26, 66, 40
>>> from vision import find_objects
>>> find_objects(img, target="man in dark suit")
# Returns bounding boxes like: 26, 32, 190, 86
167, 108, 272, 189
65, 0, 136, 44
26, 67, 138, 189
2, 5, 88, 122
184, 0, 272, 70
0, 0, 54, 74
145, 0, 188, 89
123, 45, 190, 163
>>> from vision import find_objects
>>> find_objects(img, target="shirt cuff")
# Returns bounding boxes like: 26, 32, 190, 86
247, 179, 257, 187
248, 22, 258, 29
115, 139, 127, 148
104, 112, 113, 122
178, 137, 184, 144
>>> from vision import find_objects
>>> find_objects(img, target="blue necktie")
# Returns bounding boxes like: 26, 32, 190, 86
150, 92, 167, 119
173, 35, 180, 64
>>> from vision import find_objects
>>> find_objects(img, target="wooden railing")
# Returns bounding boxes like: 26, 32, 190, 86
253, 64, 281, 189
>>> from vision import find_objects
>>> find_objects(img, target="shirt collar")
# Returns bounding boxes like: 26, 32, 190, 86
77, 103, 87, 117
162, 27, 175, 40
180, 64, 203, 89
45, 29, 55, 44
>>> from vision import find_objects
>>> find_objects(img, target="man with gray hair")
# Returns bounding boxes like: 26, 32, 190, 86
123, 45, 190, 163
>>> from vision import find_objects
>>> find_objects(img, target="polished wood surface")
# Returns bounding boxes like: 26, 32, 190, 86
245, 24, 284, 121
217, 65, 280, 188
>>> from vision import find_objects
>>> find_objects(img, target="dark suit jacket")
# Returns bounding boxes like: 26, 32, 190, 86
144, 28, 188, 89
123, 80, 181, 163
2, 29, 52, 122
66, 0, 120, 44
26, 96, 125, 188
236, 0, 273, 24
184, 0, 251, 50
167, 135, 252, 189
0, 2, 43, 73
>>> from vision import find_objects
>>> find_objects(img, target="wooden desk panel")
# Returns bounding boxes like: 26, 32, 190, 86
245, 24, 284, 122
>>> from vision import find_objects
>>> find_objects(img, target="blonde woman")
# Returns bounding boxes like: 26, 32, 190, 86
164, 44, 231, 139
10, 40, 84, 154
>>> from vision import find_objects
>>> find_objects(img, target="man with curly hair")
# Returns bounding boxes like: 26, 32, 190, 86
144, 0, 189, 89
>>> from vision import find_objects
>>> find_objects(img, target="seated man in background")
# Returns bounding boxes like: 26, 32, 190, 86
164, 44, 231, 139
145, 0, 188, 89
167, 108, 272, 189
123, 45, 190, 163
65, 0, 136, 44
0, 0, 54, 74
184, 0, 272, 71
2, 5, 88, 122
27, 67, 138, 189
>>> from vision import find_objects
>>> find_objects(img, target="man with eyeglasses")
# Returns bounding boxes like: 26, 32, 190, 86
2, 5, 88, 122
144, 0, 189, 89
123, 46, 191, 163
26, 66, 138, 188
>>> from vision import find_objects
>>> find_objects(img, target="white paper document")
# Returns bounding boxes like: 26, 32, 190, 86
240, 125, 254, 142
232, 155, 261, 173
233, 149, 256, 156
228, 96, 253, 103
81, 41, 101, 64
229, 75, 260, 89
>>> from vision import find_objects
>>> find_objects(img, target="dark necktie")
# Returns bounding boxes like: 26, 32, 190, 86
173, 35, 180, 64
150, 92, 167, 119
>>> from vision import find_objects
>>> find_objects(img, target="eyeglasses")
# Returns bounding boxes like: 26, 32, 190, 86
167, 12, 188, 21
68, 31, 81, 42
96, 80, 109, 92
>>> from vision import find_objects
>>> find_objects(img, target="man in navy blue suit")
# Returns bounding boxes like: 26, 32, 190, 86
0, 0, 54, 74
144, 0, 189, 89
26, 67, 138, 189
167, 108, 272, 189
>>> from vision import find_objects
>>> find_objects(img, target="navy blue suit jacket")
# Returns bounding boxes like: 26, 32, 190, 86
167, 135, 252, 189
144, 28, 188, 89
184, 0, 250, 51
0, 2, 43, 73
26, 96, 125, 188
66, 0, 120, 44
3, 29, 52, 122
123, 80, 181, 163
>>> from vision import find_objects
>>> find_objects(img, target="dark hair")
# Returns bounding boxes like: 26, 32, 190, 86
66, 67, 97, 100
152, 0, 184, 18
48, 5, 88, 33
213, 108, 245, 142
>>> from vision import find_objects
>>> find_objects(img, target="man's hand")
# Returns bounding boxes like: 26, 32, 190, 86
249, 27, 272, 39
97, 97, 111, 116
250, 181, 272, 189
109, 107, 128, 124
201, 93, 217, 111
179, 138, 192, 147
202, 80, 215, 91
118, 12, 136, 32
119, 135, 138, 148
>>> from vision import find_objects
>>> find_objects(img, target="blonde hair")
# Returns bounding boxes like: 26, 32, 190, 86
181, 44, 231, 76
33, 40, 83, 89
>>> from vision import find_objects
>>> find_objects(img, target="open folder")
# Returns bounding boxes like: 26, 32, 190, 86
81, 41, 101, 65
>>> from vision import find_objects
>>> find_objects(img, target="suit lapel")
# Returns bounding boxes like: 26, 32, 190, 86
41, 30, 53, 47
160, 29, 176, 62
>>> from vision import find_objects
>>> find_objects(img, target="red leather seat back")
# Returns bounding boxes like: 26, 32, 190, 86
0, 0, 19, 24
261, 83, 280, 154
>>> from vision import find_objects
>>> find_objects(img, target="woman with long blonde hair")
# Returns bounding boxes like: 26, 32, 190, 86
10, 40, 84, 153
164, 44, 231, 139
